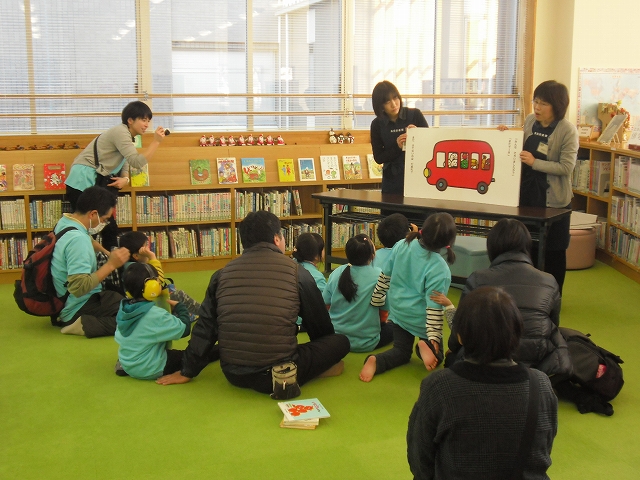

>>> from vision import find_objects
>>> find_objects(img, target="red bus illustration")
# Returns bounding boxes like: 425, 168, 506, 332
423, 139, 495, 194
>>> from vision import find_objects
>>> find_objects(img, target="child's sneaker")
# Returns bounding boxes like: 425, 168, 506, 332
114, 360, 129, 377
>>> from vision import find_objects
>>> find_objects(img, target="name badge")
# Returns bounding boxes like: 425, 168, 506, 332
537, 142, 548, 156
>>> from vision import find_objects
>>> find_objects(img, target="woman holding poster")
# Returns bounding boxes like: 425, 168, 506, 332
500, 80, 578, 293
370, 81, 428, 195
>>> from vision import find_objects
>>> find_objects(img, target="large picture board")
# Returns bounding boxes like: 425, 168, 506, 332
405, 128, 522, 207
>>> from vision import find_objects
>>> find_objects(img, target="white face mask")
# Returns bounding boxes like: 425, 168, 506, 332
88, 216, 108, 235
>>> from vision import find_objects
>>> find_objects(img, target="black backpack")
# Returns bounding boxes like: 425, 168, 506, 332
560, 327, 624, 401
13, 227, 76, 326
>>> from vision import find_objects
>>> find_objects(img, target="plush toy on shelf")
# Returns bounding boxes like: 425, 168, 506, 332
219, 136, 227, 147
329, 128, 338, 144
266, 134, 274, 145
200, 135, 208, 147
238, 134, 246, 146
247, 134, 254, 145
257, 134, 265, 146
276, 135, 285, 145
208, 134, 217, 146
228, 135, 236, 146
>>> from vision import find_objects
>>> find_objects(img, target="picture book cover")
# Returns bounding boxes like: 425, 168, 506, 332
277, 158, 296, 182
216, 157, 238, 184
241, 158, 266, 183
190, 159, 212, 185
366, 153, 383, 179
13, 164, 35, 191
130, 164, 150, 187
342, 155, 363, 180
404, 128, 522, 207
298, 157, 316, 181
43, 163, 66, 190
278, 398, 330, 422
0, 164, 8, 191
320, 155, 340, 181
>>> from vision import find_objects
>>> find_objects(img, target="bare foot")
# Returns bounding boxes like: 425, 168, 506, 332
319, 360, 344, 378
359, 356, 377, 382
417, 340, 438, 371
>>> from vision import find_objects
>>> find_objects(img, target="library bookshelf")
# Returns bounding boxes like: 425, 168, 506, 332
0, 131, 380, 284
572, 141, 640, 284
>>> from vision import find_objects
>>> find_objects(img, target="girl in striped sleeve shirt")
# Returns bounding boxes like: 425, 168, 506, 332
361, 213, 456, 382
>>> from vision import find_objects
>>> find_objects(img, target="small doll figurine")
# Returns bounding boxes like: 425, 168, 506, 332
346, 132, 355, 144
219, 136, 227, 147
337, 133, 345, 144
329, 128, 338, 144
266, 134, 274, 145
228, 135, 236, 146
276, 134, 285, 145
247, 134, 254, 145
238, 134, 246, 146
200, 135, 208, 147
208, 134, 216, 146
257, 134, 265, 146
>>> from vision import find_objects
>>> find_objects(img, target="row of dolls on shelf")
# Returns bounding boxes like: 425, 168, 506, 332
199, 133, 285, 147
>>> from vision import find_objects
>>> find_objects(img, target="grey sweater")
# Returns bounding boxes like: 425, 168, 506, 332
523, 114, 578, 208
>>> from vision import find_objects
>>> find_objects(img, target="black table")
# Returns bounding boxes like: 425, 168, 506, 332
312, 189, 571, 274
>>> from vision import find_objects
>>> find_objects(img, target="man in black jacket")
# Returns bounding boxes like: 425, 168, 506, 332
156, 211, 350, 394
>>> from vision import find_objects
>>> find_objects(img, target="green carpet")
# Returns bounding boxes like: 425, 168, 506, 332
1, 261, 639, 479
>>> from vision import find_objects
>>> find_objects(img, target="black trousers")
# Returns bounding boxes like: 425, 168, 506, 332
372, 322, 443, 374
61, 290, 124, 338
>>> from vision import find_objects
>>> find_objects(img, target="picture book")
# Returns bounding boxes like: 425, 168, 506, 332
43, 163, 66, 190
13, 164, 35, 190
320, 155, 340, 181
0, 164, 8, 191
241, 158, 266, 183
130, 164, 150, 187
278, 398, 330, 423
216, 158, 238, 184
280, 417, 320, 430
342, 155, 363, 180
366, 153, 383, 179
277, 158, 296, 182
190, 159, 212, 185
298, 157, 316, 181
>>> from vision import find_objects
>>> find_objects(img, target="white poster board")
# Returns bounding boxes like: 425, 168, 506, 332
404, 128, 522, 207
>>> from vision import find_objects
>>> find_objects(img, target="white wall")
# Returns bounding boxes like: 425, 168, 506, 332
533, 0, 640, 124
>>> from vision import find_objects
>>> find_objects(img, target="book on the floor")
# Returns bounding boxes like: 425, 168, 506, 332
366, 153, 383, 179
13, 164, 35, 190
280, 417, 320, 430
278, 398, 330, 423
0, 164, 8, 191
130, 164, 150, 187
190, 159, 212, 185
216, 158, 238, 184
43, 163, 66, 190
320, 155, 340, 181
241, 157, 266, 183
342, 154, 363, 180
277, 158, 296, 182
298, 157, 316, 181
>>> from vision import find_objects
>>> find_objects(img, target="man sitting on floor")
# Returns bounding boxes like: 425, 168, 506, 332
51, 186, 129, 337
156, 210, 350, 395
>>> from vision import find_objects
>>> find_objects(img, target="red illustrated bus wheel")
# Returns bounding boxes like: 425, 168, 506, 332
477, 182, 489, 194
436, 179, 448, 191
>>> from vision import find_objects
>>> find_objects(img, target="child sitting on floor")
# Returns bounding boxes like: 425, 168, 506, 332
372, 213, 417, 271
292, 232, 326, 292
323, 234, 393, 352
114, 262, 191, 380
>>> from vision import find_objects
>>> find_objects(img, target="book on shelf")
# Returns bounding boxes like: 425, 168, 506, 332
293, 189, 303, 215
216, 158, 238, 184
241, 158, 266, 183
278, 398, 330, 429
590, 160, 611, 197
0, 164, 7, 191
320, 155, 340, 180
366, 153, 383, 179
130, 164, 150, 187
298, 157, 316, 181
13, 164, 35, 191
189, 159, 212, 185
277, 158, 296, 182
43, 163, 66, 190
342, 155, 363, 180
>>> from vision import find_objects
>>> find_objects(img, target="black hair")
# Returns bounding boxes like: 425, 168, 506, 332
239, 210, 282, 249
533, 80, 569, 120
118, 231, 148, 259
455, 286, 523, 364
75, 186, 117, 216
371, 80, 403, 117
292, 232, 324, 263
338, 234, 375, 303
123, 262, 158, 300
378, 213, 410, 248
405, 212, 457, 264
487, 218, 532, 262
121, 101, 153, 125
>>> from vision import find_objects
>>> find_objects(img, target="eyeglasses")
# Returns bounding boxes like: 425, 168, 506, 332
532, 99, 551, 108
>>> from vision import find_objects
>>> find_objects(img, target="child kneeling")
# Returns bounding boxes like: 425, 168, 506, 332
115, 263, 191, 380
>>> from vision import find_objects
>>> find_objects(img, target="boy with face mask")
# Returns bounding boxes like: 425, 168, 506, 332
50, 186, 130, 337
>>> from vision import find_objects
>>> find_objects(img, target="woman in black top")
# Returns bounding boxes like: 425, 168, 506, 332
370, 81, 429, 195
